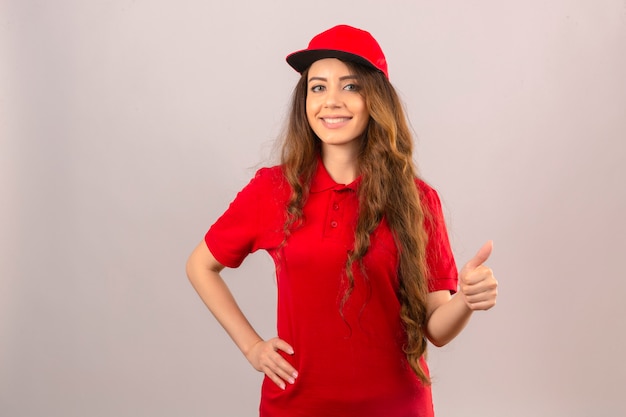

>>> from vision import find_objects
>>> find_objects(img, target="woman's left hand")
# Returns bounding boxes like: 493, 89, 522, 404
458, 241, 498, 311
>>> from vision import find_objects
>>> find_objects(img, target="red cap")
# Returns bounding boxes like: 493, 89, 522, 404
286, 25, 388, 78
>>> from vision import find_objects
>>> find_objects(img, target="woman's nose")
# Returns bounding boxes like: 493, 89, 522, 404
323, 87, 341, 108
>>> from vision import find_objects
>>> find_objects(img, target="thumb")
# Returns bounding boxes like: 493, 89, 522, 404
462, 240, 493, 272
273, 338, 295, 355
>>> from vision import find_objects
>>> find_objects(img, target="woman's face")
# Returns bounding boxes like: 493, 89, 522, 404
305, 58, 369, 152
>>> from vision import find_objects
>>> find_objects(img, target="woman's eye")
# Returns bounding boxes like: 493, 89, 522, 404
310, 85, 324, 92
344, 84, 359, 91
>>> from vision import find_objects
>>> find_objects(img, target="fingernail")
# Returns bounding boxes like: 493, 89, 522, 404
292, 371, 298, 379
288, 377, 295, 384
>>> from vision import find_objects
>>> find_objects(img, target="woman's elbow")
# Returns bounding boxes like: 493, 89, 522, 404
426, 333, 451, 348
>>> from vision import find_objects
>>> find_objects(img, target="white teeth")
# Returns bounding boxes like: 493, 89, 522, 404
323, 118, 349, 124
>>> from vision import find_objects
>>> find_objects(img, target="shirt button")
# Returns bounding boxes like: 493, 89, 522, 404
333, 203, 339, 210
330, 220, 338, 228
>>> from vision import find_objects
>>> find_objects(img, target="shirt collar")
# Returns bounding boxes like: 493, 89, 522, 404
310, 154, 362, 193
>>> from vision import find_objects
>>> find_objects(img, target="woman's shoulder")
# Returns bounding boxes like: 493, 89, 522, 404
414, 177, 437, 196
246, 165, 291, 203
414, 177, 443, 210
251, 165, 287, 187
254, 164, 284, 178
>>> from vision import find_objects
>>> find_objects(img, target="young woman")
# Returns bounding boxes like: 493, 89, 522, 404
187, 25, 498, 417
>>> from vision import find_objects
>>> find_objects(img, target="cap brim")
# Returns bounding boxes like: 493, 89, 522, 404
286, 49, 380, 74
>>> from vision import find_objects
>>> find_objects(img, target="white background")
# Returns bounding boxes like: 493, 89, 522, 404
1, 1, 625, 416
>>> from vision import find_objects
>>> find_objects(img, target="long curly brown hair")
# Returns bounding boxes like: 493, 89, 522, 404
280, 61, 431, 384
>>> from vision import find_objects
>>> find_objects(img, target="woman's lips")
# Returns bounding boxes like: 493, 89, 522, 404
320, 117, 351, 128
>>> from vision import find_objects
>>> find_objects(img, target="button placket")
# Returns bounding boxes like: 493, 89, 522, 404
330, 199, 340, 228
329, 194, 339, 231
324, 190, 346, 239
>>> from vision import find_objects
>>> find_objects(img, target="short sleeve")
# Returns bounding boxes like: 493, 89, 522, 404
205, 167, 281, 268
418, 181, 459, 293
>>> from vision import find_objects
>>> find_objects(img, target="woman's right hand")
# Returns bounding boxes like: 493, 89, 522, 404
245, 337, 299, 390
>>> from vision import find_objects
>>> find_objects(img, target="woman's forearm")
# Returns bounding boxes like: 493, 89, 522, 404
425, 294, 473, 347
186, 243, 263, 356
186, 242, 299, 389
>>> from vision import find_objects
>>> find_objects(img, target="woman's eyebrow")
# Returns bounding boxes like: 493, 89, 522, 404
308, 75, 358, 82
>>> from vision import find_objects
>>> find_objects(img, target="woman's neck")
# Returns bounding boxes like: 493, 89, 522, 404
320, 145, 359, 184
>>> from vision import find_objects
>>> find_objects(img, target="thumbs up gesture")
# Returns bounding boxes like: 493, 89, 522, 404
459, 241, 498, 311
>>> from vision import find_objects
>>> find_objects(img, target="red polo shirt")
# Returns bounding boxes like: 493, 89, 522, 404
205, 160, 458, 417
